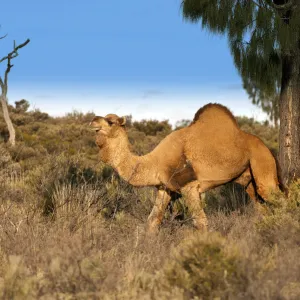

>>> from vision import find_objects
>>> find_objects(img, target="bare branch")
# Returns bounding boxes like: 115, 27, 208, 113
0, 25, 8, 40
0, 38, 30, 95
0, 38, 30, 64
0, 77, 3, 90
0, 33, 7, 40
4, 57, 13, 89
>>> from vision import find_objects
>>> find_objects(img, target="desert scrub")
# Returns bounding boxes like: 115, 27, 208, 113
0, 144, 23, 203
256, 185, 300, 247
0, 255, 39, 300
3, 108, 300, 299
161, 233, 249, 299
205, 182, 250, 215
24, 153, 154, 226
0, 144, 21, 183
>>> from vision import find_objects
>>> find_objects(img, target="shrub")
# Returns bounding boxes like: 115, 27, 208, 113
133, 119, 172, 136
161, 233, 249, 299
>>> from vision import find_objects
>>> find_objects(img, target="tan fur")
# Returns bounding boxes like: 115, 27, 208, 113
185, 103, 279, 199
90, 103, 280, 233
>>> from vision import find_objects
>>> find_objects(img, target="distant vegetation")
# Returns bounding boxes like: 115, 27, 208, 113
2, 101, 299, 299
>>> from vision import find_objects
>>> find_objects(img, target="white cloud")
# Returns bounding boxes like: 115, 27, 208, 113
7, 84, 269, 126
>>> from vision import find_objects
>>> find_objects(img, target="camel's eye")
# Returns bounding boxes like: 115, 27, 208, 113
107, 120, 113, 126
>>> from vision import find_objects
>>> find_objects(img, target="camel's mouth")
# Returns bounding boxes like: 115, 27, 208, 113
89, 117, 109, 135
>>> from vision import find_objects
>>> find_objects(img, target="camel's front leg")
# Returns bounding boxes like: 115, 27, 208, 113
146, 189, 171, 234
181, 181, 208, 231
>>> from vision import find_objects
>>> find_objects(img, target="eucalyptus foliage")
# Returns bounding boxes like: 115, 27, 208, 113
182, 0, 300, 121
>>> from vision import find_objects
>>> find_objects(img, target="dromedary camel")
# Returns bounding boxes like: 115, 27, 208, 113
90, 103, 280, 233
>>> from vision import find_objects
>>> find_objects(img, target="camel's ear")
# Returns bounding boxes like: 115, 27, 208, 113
104, 114, 126, 126
119, 116, 126, 126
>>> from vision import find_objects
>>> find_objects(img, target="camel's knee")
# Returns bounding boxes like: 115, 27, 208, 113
181, 181, 200, 194
181, 183, 208, 231
146, 189, 171, 233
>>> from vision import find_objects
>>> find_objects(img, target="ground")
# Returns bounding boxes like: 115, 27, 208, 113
1, 107, 299, 299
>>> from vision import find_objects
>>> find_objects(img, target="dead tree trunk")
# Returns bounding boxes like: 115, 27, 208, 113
0, 94, 15, 145
0, 38, 30, 146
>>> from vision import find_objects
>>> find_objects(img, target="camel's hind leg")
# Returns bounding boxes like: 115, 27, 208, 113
146, 188, 171, 234
249, 147, 279, 201
245, 182, 257, 202
234, 168, 257, 202
181, 181, 208, 231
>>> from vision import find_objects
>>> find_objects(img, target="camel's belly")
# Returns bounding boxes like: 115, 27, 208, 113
160, 164, 197, 192
186, 148, 249, 182
184, 129, 250, 182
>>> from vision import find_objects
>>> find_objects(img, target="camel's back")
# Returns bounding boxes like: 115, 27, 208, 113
187, 104, 242, 143
191, 104, 238, 129
184, 104, 250, 180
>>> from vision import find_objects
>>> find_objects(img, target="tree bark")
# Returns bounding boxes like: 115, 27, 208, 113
0, 94, 15, 146
274, 115, 279, 128
279, 53, 300, 186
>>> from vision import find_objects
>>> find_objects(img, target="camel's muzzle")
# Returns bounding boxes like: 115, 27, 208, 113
89, 117, 108, 134
90, 125, 101, 132
89, 121, 101, 132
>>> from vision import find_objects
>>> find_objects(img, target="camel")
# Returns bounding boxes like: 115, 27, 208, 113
89, 103, 280, 233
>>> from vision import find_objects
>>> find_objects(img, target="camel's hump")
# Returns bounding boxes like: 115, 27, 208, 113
192, 103, 237, 125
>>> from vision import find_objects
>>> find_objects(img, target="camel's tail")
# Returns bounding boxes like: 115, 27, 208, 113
271, 150, 289, 196
249, 136, 288, 201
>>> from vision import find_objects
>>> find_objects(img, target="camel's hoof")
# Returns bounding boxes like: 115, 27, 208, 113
193, 220, 208, 233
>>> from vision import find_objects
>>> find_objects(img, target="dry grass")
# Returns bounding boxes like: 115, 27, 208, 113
1, 146, 300, 299
1, 110, 299, 299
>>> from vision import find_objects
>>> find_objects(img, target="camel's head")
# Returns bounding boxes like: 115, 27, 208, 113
89, 114, 127, 148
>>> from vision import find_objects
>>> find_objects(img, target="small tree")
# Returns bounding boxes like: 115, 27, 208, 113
15, 99, 30, 113
175, 119, 192, 130
0, 38, 30, 145
133, 119, 172, 136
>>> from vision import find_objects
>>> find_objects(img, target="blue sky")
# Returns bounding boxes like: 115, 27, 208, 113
0, 0, 267, 124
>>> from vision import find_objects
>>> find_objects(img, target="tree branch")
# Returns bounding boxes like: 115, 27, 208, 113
0, 25, 8, 40
0, 38, 30, 64
4, 56, 13, 89
0, 38, 30, 95
0, 33, 7, 40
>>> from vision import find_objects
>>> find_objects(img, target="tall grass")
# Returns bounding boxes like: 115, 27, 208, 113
1, 144, 300, 299
1, 110, 297, 299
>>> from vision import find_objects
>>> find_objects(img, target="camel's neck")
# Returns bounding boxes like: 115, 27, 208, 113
102, 134, 159, 187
